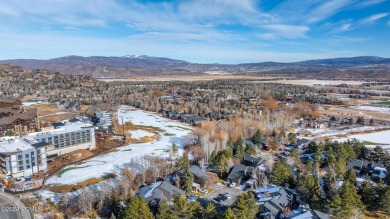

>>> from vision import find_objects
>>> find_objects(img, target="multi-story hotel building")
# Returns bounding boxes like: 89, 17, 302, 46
0, 120, 95, 177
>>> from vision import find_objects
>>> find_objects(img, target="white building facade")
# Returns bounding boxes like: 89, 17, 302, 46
0, 121, 95, 177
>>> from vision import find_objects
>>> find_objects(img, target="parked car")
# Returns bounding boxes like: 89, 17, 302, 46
199, 188, 208, 194
216, 182, 224, 187
215, 194, 228, 202
187, 195, 198, 202
224, 193, 231, 199
229, 182, 237, 188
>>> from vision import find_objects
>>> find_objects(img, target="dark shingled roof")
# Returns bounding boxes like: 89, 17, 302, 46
144, 180, 185, 202
0, 108, 37, 125
227, 164, 255, 181
189, 165, 208, 180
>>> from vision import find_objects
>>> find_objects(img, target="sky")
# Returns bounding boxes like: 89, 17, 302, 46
0, 0, 389, 64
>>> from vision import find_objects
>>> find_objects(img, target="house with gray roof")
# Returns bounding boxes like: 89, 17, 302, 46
141, 180, 185, 202
227, 164, 255, 184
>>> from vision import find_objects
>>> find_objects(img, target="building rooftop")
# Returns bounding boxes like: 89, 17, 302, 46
0, 137, 34, 154
25, 121, 93, 140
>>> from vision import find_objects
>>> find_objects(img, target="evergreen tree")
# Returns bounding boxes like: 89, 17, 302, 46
190, 201, 203, 219
271, 160, 292, 186
234, 136, 245, 159
245, 144, 256, 155
290, 148, 300, 166
233, 192, 257, 219
108, 191, 121, 218
344, 168, 356, 186
203, 203, 218, 219
172, 143, 178, 154
329, 194, 344, 219
173, 195, 191, 218
156, 201, 174, 219
221, 208, 236, 219
288, 132, 297, 143
332, 181, 364, 219
182, 166, 194, 193
217, 155, 229, 177
379, 186, 390, 217
251, 130, 263, 144
227, 137, 235, 154
359, 176, 376, 210
176, 152, 190, 170
123, 196, 153, 219
297, 173, 322, 208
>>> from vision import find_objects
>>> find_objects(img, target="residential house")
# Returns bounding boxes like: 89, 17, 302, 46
0, 108, 40, 136
177, 165, 209, 187
65, 101, 81, 110
346, 159, 387, 180
227, 164, 255, 184
255, 186, 300, 219
0, 97, 21, 108
141, 180, 185, 203
242, 152, 262, 167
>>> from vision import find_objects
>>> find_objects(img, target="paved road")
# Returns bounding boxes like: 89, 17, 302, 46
0, 192, 32, 219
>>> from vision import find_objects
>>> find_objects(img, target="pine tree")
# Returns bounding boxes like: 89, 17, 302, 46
173, 195, 191, 218
233, 192, 257, 219
288, 132, 296, 143
176, 152, 190, 170
233, 193, 248, 219
290, 148, 300, 166
227, 137, 234, 154
123, 196, 153, 219
379, 186, 390, 217
329, 194, 344, 219
251, 130, 263, 144
234, 136, 245, 159
108, 191, 121, 218
221, 208, 236, 219
182, 166, 194, 193
203, 203, 218, 219
344, 168, 356, 186
359, 176, 376, 210
245, 144, 256, 155
333, 181, 364, 218
172, 143, 178, 154
156, 201, 174, 219
271, 160, 292, 186
190, 201, 203, 219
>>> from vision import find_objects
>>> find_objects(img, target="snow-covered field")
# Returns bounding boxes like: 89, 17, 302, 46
22, 101, 48, 107
129, 130, 155, 139
298, 126, 381, 138
45, 106, 193, 186
257, 79, 366, 86
337, 130, 390, 145
353, 105, 390, 112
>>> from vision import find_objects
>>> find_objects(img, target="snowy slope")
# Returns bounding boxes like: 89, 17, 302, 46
45, 106, 193, 185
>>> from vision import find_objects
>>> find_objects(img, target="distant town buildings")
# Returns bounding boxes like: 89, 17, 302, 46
0, 99, 40, 137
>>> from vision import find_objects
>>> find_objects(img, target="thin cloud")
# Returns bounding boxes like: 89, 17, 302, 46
307, 0, 354, 24
359, 13, 389, 25
263, 25, 310, 38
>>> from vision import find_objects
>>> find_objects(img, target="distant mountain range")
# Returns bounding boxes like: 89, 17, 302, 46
1, 55, 390, 78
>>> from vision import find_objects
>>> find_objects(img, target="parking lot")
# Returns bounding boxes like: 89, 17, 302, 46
198, 184, 243, 213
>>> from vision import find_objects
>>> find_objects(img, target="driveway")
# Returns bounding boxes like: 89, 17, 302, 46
0, 192, 32, 219
198, 184, 243, 213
